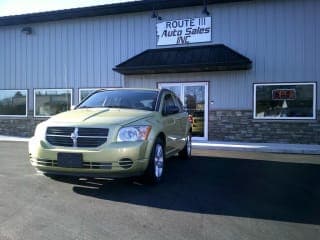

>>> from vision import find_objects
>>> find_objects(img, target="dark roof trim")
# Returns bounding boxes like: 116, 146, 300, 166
0, 0, 251, 27
113, 44, 252, 75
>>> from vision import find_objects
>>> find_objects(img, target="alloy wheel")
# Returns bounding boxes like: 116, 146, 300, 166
154, 144, 164, 178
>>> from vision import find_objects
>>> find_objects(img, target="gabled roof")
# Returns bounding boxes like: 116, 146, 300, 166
113, 44, 252, 75
0, 0, 251, 27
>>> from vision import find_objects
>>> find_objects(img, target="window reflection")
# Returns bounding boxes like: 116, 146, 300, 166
34, 89, 72, 117
79, 89, 99, 102
0, 90, 27, 116
184, 86, 205, 137
254, 83, 316, 119
164, 86, 181, 99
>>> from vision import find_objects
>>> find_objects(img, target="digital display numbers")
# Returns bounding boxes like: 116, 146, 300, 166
272, 89, 296, 100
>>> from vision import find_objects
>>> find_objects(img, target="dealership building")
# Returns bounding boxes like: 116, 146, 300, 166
0, 0, 319, 144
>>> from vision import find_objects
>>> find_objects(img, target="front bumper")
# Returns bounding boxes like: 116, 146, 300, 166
29, 137, 151, 178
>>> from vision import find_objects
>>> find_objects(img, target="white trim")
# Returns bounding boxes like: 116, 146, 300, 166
253, 82, 317, 120
78, 88, 100, 103
0, 89, 28, 117
158, 82, 209, 141
254, 82, 315, 87
34, 88, 73, 117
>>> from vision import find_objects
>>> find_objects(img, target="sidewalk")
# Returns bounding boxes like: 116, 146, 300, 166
193, 141, 320, 155
1, 135, 319, 155
0, 135, 30, 142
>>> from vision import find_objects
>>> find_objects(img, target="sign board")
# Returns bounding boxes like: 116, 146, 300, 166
272, 89, 297, 100
156, 17, 212, 46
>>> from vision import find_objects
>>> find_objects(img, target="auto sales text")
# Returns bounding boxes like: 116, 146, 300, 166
156, 17, 212, 45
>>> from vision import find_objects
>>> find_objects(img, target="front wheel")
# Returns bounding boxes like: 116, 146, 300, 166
143, 138, 165, 184
178, 132, 192, 160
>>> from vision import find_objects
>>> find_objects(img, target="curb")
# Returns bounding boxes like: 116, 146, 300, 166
192, 142, 320, 155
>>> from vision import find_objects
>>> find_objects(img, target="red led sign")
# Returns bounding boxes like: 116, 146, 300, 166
272, 89, 296, 100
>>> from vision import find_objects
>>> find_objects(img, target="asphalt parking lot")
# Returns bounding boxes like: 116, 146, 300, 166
0, 142, 319, 240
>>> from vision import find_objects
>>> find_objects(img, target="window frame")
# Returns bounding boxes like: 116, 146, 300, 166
253, 82, 317, 120
34, 88, 73, 118
0, 89, 28, 117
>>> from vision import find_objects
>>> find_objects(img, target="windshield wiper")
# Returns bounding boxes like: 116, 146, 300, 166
103, 105, 133, 109
77, 105, 96, 109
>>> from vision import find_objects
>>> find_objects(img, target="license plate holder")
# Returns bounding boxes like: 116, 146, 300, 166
57, 153, 83, 168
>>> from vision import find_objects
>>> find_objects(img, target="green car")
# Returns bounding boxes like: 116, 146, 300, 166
29, 88, 192, 183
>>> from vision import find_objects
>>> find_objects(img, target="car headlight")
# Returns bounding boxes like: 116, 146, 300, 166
117, 126, 152, 142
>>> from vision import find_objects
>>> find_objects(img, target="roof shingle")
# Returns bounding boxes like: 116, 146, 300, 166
113, 44, 252, 75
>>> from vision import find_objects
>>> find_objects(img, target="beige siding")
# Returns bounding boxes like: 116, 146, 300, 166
126, 0, 320, 109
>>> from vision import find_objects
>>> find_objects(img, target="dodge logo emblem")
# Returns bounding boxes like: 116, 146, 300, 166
70, 128, 79, 147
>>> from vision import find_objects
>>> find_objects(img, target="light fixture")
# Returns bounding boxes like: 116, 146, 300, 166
151, 8, 162, 20
202, 0, 210, 16
151, 0, 162, 21
21, 27, 32, 35
151, 9, 157, 19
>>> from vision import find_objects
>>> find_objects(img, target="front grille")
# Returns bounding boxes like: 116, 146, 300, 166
47, 127, 74, 135
78, 128, 108, 137
46, 127, 108, 148
32, 158, 112, 169
83, 162, 112, 169
77, 138, 107, 148
46, 135, 73, 147
31, 158, 58, 167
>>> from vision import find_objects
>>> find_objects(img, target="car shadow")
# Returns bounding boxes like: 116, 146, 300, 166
62, 156, 320, 225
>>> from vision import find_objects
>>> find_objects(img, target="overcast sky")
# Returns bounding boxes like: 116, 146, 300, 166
0, 0, 137, 17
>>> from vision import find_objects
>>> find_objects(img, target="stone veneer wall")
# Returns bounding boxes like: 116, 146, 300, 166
209, 110, 320, 144
0, 110, 319, 144
0, 111, 45, 137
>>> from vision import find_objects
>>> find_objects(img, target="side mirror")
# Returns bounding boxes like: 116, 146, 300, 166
70, 105, 76, 110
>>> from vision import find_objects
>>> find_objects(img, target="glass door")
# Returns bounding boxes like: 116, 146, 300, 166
158, 82, 208, 140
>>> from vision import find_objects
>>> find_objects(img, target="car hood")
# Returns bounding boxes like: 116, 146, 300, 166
47, 108, 153, 126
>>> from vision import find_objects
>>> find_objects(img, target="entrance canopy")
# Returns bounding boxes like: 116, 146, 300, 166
113, 44, 252, 75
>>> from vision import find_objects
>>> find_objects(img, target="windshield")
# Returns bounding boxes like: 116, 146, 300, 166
77, 89, 158, 111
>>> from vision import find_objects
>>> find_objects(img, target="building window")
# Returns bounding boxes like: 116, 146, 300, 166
254, 83, 316, 120
0, 90, 27, 117
34, 89, 72, 117
79, 88, 99, 103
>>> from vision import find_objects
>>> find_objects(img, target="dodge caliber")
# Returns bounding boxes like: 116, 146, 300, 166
29, 88, 192, 183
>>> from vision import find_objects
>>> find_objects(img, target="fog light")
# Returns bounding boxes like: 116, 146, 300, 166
119, 158, 133, 169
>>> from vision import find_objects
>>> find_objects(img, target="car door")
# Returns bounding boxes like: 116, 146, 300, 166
172, 94, 189, 148
161, 93, 181, 156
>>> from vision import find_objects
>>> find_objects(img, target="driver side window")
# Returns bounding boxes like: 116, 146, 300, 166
162, 94, 175, 115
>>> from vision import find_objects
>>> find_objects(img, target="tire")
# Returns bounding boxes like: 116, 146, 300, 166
143, 138, 165, 184
178, 132, 192, 160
